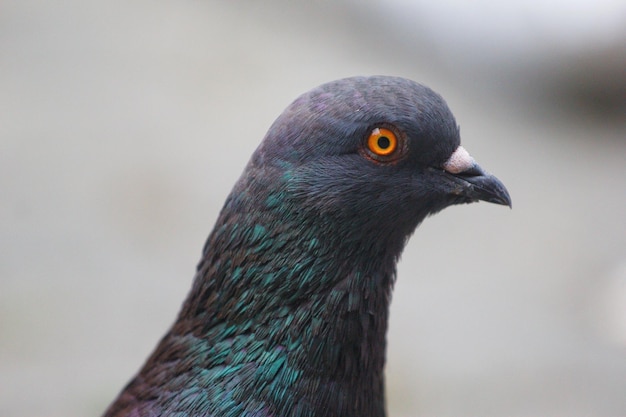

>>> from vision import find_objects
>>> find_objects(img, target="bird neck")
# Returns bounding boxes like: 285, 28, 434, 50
170, 186, 399, 416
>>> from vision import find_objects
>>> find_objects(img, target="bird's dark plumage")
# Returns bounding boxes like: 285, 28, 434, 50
103, 76, 511, 417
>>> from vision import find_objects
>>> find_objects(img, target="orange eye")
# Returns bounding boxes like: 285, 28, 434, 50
367, 127, 397, 157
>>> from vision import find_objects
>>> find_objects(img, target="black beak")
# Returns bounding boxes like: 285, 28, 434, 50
450, 163, 512, 207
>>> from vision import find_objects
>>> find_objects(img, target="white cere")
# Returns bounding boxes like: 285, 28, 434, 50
442, 146, 475, 174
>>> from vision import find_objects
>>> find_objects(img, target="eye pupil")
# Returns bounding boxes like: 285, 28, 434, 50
377, 136, 390, 149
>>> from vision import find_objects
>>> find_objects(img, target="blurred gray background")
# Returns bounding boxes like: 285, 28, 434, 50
1, 1, 625, 416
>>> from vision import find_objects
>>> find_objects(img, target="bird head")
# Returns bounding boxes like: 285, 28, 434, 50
239, 76, 510, 258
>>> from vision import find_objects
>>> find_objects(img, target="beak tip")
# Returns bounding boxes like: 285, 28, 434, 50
492, 184, 512, 208
452, 165, 512, 209
482, 176, 512, 209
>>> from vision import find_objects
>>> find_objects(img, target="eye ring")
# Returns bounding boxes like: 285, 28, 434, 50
363, 126, 404, 162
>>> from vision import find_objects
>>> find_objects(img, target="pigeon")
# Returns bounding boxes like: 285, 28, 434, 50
103, 76, 511, 417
